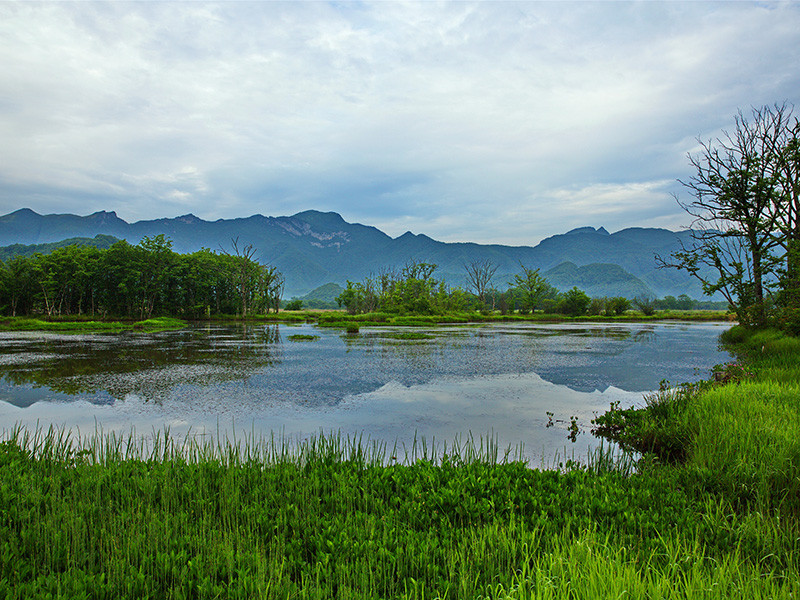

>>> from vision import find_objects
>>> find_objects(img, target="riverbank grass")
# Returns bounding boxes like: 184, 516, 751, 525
680, 328, 800, 515
257, 309, 731, 329
1, 423, 798, 599
0, 315, 187, 332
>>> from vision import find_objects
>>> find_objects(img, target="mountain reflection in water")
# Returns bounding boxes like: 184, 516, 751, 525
0, 321, 732, 465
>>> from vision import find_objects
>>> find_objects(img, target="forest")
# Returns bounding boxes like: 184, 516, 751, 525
0, 235, 284, 319
0, 235, 728, 322
333, 259, 724, 318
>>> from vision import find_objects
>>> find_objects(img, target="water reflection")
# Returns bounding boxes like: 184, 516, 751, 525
0, 321, 733, 465
0, 322, 730, 404
0, 325, 283, 405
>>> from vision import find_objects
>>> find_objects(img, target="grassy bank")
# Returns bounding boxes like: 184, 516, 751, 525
0, 310, 729, 333
591, 326, 800, 595
594, 326, 800, 513
0, 316, 187, 332
254, 308, 731, 329
1, 421, 799, 597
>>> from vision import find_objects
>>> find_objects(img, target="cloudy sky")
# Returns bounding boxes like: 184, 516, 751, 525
1, 1, 799, 245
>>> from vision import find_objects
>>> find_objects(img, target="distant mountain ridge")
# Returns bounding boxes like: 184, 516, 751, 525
0, 208, 707, 299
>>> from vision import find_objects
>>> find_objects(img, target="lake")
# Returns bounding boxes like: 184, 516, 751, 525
0, 321, 733, 465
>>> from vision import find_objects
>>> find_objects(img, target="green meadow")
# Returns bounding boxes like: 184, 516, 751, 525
1, 326, 798, 598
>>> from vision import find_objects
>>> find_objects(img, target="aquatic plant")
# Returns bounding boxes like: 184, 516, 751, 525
287, 334, 319, 342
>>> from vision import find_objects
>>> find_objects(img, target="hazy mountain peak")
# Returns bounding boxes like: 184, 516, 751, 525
291, 210, 347, 228
565, 226, 601, 235
87, 210, 126, 226
9, 208, 37, 217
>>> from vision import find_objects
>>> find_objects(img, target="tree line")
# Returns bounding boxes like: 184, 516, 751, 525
661, 102, 800, 330
335, 259, 695, 317
0, 235, 284, 319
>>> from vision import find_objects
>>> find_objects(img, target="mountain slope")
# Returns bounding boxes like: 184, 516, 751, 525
543, 262, 654, 299
0, 208, 709, 299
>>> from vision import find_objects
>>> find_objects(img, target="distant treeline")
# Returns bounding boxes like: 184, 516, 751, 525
0, 235, 284, 319
651, 295, 727, 311
0, 234, 120, 262
334, 261, 728, 317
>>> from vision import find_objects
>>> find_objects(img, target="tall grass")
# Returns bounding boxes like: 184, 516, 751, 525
1, 425, 798, 599
482, 529, 799, 600
687, 381, 800, 512
671, 327, 800, 519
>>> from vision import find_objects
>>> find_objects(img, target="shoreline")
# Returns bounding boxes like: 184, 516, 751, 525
0, 309, 732, 333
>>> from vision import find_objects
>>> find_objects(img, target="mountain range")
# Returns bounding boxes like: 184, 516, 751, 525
0, 208, 708, 299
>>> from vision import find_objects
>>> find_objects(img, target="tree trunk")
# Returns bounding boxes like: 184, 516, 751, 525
752, 245, 765, 326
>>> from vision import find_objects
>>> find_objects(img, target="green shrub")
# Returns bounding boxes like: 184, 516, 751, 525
285, 298, 303, 310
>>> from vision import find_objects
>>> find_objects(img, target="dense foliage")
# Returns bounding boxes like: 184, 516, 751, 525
0, 235, 283, 319
336, 261, 469, 315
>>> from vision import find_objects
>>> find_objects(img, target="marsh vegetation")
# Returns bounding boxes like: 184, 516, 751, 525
3, 324, 800, 600
4, 320, 786, 597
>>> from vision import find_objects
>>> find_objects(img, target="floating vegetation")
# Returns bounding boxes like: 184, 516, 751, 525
287, 334, 320, 342
380, 331, 435, 341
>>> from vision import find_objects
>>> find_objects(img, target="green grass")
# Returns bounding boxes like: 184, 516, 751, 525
0, 316, 187, 332
592, 325, 800, 586
675, 327, 800, 516
1, 425, 798, 599
3, 309, 730, 333
131, 316, 188, 331
379, 331, 435, 340
307, 309, 731, 329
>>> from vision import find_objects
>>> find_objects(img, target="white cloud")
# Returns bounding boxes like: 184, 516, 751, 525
545, 181, 676, 217
0, 1, 799, 243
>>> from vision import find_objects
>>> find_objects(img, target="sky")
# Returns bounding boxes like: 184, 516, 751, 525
1, 1, 799, 246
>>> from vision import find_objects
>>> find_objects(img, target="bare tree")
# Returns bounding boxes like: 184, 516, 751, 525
220, 238, 259, 318
464, 259, 498, 307
659, 105, 788, 325
760, 104, 800, 308
265, 268, 285, 314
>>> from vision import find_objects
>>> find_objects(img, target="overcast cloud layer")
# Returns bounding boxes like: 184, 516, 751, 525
1, 1, 799, 245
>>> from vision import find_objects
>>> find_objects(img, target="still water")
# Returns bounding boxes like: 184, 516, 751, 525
0, 321, 732, 464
